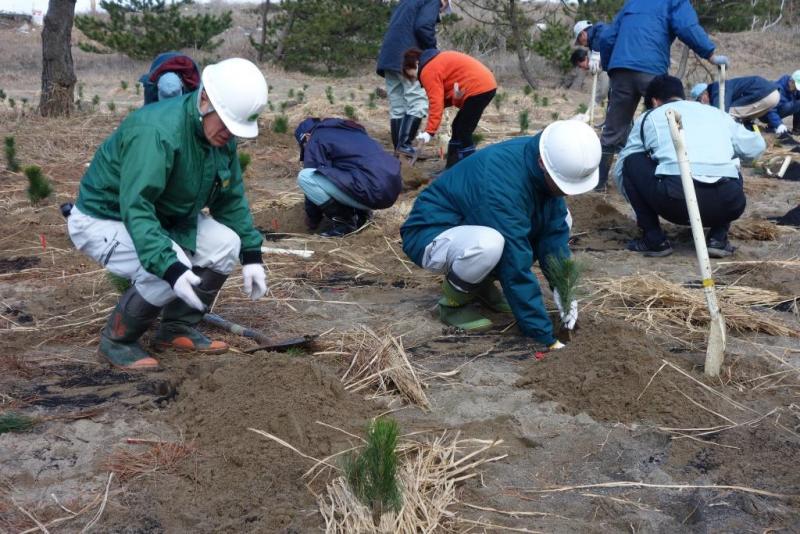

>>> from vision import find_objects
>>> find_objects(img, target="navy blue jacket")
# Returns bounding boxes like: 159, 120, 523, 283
302, 119, 402, 209
600, 0, 715, 75
401, 135, 570, 345
586, 22, 613, 71
775, 75, 800, 117
707, 76, 781, 129
376, 0, 441, 76
139, 52, 200, 105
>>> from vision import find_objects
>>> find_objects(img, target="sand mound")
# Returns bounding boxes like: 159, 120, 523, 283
114, 355, 378, 532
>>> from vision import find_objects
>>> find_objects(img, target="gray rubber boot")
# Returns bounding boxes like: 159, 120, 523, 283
153, 268, 229, 353
99, 286, 161, 370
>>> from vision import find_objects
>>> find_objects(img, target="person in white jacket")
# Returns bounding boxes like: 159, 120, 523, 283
615, 75, 766, 258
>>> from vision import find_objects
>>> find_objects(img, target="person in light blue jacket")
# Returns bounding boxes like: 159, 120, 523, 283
615, 75, 766, 259
593, 0, 728, 191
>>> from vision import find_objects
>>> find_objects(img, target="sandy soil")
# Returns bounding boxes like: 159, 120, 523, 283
1, 23, 800, 533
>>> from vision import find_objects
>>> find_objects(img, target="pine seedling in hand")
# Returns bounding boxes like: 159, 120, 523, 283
343, 417, 402, 526
106, 272, 131, 294
25, 165, 53, 205
238, 152, 252, 174
544, 254, 584, 338
5, 136, 20, 172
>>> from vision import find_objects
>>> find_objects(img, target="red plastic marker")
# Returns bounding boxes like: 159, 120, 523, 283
39, 233, 47, 251
534, 351, 545, 361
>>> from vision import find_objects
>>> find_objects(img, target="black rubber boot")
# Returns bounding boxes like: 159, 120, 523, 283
793, 114, 800, 136
397, 114, 422, 156
390, 118, 402, 151
154, 268, 229, 353
99, 287, 162, 369
304, 196, 324, 231
457, 144, 476, 163
319, 199, 360, 237
595, 150, 614, 192
445, 140, 462, 169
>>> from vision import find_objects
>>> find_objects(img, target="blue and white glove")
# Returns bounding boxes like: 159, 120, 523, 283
710, 55, 729, 66
775, 124, 789, 136
588, 51, 601, 74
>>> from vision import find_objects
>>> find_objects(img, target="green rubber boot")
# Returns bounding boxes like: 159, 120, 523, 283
438, 279, 492, 331
99, 287, 161, 370
476, 278, 512, 313
153, 268, 229, 354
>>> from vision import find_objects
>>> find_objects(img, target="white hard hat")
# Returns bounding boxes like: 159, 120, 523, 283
540, 120, 600, 195
201, 58, 268, 138
573, 20, 592, 43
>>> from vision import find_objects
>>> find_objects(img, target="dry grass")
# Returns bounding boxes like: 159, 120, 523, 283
729, 218, 783, 241
250, 425, 507, 533
586, 274, 800, 346
104, 438, 195, 482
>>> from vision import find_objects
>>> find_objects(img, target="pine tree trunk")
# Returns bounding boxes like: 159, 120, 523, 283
508, 0, 538, 89
675, 44, 690, 79
257, 0, 270, 63
39, 0, 77, 117
274, 5, 297, 62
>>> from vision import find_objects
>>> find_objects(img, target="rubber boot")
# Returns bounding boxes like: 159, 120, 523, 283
319, 199, 360, 238
390, 118, 402, 152
438, 277, 492, 331
153, 268, 229, 354
397, 115, 422, 157
457, 144, 476, 163
476, 278, 511, 313
99, 287, 161, 370
304, 196, 323, 231
595, 150, 614, 192
793, 113, 800, 136
445, 140, 462, 169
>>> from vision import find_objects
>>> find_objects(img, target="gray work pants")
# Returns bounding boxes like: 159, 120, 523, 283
600, 69, 656, 153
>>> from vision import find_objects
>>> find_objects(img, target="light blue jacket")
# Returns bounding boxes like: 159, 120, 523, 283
614, 100, 766, 196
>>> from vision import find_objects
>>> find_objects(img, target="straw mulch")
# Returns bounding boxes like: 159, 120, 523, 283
104, 439, 195, 482
729, 218, 783, 241
328, 327, 452, 411
586, 274, 800, 346
250, 426, 506, 533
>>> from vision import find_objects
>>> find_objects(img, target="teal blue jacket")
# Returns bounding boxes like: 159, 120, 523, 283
401, 135, 570, 345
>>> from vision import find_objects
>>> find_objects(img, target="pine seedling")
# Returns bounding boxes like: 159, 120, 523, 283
577, 103, 588, 114
0, 412, 38, 434
523, 85, 533, 96
92, 95, 100, 106
296, 90, 305, 103
5, 136, 21, 172
344, 105, 357, 120
107, 102, 116, 112
288, 88, 295, 98
342, 418, 402, 526
551, 111, 560, 121
78, 83, 84, 99
279, 101, 288, 112
325, 86, 335, 105
8, 98, 15, 109
303, 83, 309, 91
349, 91, 355, 101
25, 165, 53, 204
472, 132, 485, 145
519, 109, 530, 133
238, 151, 252, 174
135, 83, 140, 96
367, 92, 377, 110
541, 96, 550, 107
544, 254, 584, 336
272, 115, 289, 134
493, 92, 507, 112
0, 89, 6, 100
120, 80, 128, 90
358, 84, 363, 91
106, 272, 131, 294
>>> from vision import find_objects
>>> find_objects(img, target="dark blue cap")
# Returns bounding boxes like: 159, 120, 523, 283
294, 117, 320, 160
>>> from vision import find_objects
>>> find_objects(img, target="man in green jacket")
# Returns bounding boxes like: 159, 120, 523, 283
68, 58, 269, 370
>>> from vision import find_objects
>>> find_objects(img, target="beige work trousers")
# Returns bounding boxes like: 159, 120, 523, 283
729, 90, 780, 121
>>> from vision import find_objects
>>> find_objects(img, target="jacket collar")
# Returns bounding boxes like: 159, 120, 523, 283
418, 48, 441, 79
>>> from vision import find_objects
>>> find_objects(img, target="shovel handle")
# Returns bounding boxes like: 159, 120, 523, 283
717, 64, 726, 113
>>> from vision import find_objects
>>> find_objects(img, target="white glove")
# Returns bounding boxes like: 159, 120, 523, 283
710, 55, 729, 66
775, 124, 789, 136
453, 82, 464, 100
416, 131, 432, 144
173, 270, 205, 311
553, 288, 578, 330
242, 263, 268, 300
548, 340, 565, 350
588, 51, 601, 73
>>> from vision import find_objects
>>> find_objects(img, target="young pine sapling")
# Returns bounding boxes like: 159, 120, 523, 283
5, 136, 21, 172
25, 165, 53, 205
106, 272, 131, 294
342, 418, 402, 526
518, 109, 530, 133
544, 254, 584, 340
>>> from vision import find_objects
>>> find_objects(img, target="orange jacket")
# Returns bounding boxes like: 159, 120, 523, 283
418, 50, 497, 135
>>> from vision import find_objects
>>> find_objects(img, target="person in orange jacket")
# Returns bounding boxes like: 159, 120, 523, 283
403, 48, 496, 168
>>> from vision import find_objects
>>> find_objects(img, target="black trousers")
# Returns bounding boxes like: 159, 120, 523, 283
451, 89, 496, 148
622, 152, 746, 246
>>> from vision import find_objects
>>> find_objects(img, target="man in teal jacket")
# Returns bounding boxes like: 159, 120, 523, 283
401, 121, 601, 350
68, 58, 269, 370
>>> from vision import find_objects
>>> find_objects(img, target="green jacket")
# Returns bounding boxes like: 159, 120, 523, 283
76, 92, 263, 283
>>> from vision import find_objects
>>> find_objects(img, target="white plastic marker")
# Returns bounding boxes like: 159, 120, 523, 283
666, 109, 727, 377
261, 246, 314, 259
718, 64, 726, 113
588, 70, 598, 126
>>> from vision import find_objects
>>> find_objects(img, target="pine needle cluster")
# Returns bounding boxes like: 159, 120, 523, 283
343, 418, 402, 525
4, 136, 20, 172
24, 165, 53, 204
545, 254, 585, 320
106, 272, 132, 294
0, 412, 38, 434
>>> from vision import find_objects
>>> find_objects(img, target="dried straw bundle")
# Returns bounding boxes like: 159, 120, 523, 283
340, 327, 431, 410
587, 274, 800, 345
104, 439, 195, 482
729, 218, 781, 241
317, 432, 505, 533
